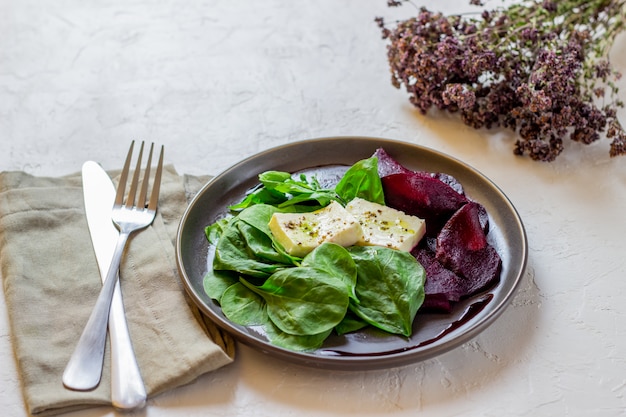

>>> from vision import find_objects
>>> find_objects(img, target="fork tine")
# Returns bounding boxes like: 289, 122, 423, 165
137, 143, 154, 209
115, 141, 135, 206
125, 142, 145, 209
147, 145, 164, 212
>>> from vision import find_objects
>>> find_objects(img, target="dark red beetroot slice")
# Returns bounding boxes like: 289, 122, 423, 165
374, 147, 412, 177
420, 293, 452, 313
435, 202, 501, 296
476, 202, 490, 234
413, 247, 464, 313
432, 173, 465, 195
374, 147, 465, 195
382, 172, 468, 236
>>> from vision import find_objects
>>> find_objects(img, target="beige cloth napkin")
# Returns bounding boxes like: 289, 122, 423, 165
0, 165, 235, 416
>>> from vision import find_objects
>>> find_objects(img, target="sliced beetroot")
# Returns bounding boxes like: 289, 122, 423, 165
374, 147, 412, 177
435, 202, 501, 295
437, 202, 487, 252
420, 293, 452, 313
413, 247, 464, 313
375, 147, 465, 195
417, 250, 466, 302
432, 173, 465, 195
476, 202, 490, 233
457, 245, 501, 295
382, 172, 468, 236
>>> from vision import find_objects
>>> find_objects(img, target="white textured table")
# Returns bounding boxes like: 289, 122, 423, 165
2, 1, 626, 416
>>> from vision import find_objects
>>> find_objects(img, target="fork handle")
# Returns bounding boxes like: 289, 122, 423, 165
63, 232, 129, 391
109, 278, 147, 409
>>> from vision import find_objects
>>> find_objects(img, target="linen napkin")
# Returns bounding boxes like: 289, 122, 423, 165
0, 165, 235, 416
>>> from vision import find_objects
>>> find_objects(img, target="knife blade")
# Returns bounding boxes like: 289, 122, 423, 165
81, 161, 147, 409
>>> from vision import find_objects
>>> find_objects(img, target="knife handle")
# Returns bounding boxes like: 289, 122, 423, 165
63, 233, 129, 391
109, 277, 147, 410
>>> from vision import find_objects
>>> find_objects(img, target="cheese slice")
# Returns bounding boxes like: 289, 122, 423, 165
345, 197, 425, 252
268, 201, 362, 257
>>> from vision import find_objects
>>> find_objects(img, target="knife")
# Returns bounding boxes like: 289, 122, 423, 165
81, 161, 147, 409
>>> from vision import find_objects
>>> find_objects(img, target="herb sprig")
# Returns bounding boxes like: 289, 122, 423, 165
376, 0, 626, 161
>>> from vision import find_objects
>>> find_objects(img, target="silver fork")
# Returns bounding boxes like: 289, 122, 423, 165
63, 141, 164, 393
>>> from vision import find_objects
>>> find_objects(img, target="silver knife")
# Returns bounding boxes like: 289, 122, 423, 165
82, 161, 147, 409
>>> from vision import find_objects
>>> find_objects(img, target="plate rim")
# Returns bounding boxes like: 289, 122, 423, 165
175, 136, 528, 370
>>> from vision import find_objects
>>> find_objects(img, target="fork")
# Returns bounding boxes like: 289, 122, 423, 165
63, 141, 164, 392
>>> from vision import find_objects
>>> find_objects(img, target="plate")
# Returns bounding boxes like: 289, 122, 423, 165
175, 137, 527, 370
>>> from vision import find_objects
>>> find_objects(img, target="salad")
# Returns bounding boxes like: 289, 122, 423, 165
203, 148, 501, 352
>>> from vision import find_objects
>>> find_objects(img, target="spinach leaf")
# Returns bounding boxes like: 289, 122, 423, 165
229, 170, 339, 210
237, 222, 299, 267
213, 218, 286, 279
264, 320, 332, 352
203, 268, 238, 303
240, 267, 350, 336
237, 221, 290, 264
277, 191, 334, 209
335, 156, 385, 205
261, 171, 320, 194
334, 310, 369, 335
347, 246, 425, 337
236, 204, 301, 265
212, 204, 303, 277
229, 187, 287, 211
301, 242, 358, 302
221, 281, 331, 352
236, 203, 279, 236
220, 282, 267, 326
204, 217, 232, 245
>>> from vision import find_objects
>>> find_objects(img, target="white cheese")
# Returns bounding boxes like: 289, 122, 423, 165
268, 201, 362, 257
345, 197, 425, 252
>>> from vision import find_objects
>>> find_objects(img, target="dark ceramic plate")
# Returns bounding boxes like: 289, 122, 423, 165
175, 137, 527, 370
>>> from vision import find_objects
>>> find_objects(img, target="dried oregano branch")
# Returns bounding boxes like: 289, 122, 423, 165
376, 0, 626, 161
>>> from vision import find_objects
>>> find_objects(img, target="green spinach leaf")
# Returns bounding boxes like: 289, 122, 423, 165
240, 267, 350, 336
229, 170, 339, 210
220, 282, 267, 326
334, 310, 369, 335
236, 204, 301, 265
236, 203, 280, 236
335, 156, 385, 205
301, 242, 358, 302
264, 320, 332, 352
203, 268, 238, 303
347, 246, 425, 337
221, 281, 331, 352
229, 186, 287, 211
213, 218, 285, 279
204, 217, 232, 245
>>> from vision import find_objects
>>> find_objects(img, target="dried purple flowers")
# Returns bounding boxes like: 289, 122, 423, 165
376, 0, 626, 161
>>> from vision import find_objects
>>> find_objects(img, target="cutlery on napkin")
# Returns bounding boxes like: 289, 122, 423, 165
80, 161, 146, 408
0, 166, 235, 416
